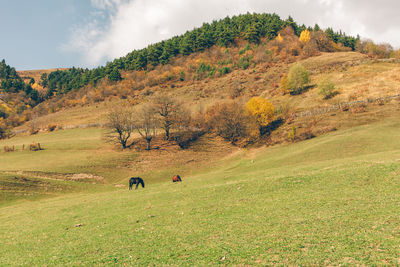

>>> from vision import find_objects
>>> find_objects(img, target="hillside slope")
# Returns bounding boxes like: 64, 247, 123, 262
13, 52, 400, 140
0, 117, 399, 265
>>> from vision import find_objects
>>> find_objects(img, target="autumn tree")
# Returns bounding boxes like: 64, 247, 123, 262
204, 101, 250, 144
134, 104, 158, 150
299, 29, 311, 44
153, 95, 188, 140
245, 97, 275, 133
106, 108, 135, 149
286, 63, 310, 94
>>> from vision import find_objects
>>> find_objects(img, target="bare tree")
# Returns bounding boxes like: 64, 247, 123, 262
106, 108, 135, 149
153, 95, 183, 140
134, 104, 158, 150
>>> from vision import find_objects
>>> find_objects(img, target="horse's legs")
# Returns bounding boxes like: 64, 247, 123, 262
135, 182, 139, 189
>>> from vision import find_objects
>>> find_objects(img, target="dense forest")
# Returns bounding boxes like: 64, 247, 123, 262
38, 13, 358, 98
0, 60, 40, 103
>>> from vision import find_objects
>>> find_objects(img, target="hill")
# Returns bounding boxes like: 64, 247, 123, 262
11, 52, 400, 145
0, 117, 399, 265
1, 11, 400, 265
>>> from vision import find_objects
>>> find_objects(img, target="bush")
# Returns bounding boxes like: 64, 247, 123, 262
3, 145, 15, 152
179, 71, 185, 81
0, 124, 9, 139
318, 77, 337, 99
228, 82, 243, 99
29, 142, 42, 151
218, 67, 231, 75
288, 126, 296, 142
172, 130, 204, 149
47, 124, 57, 132
0, 106, 8, 119
279, 74, 289, 93
286, 63, 310, 94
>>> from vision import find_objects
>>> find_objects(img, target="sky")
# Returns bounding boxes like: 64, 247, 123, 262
0, 0, 399, 70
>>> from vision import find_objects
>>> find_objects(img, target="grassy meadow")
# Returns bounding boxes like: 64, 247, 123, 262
0, 117, 399, 265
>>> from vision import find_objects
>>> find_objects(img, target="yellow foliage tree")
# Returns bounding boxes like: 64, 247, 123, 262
276, 33, 283, 43
245, 97, 275, 127
299, 29, 311, 43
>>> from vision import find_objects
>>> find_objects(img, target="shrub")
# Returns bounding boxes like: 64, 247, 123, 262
172, 130, 204, 149
0, 106, 8, 119
29, 143, 42, 151
228, 83, 243, 99
286, 63, 310, 94
288, 126, 296, 142
318, 77, 337, 99
47, 124, 57, 132
279, 74, 289, 93
0, 124, 9, 139
218, 67, 231, 75
179, 70, 185, 81
237, 56, 251, 70
4, 145, 15, 152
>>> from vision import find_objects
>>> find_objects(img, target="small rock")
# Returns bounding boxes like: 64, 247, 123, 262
74, 223, 84, 227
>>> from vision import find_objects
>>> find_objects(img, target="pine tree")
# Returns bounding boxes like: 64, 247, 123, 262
108, 68, 122, 81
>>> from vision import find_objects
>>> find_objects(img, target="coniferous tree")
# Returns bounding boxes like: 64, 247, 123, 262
108, 68, 122, 81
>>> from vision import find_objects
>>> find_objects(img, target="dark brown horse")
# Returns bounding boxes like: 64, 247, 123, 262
172, 175, 182, 182
129, 177, 145, 190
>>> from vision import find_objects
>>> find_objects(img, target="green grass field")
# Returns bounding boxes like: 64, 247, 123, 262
0, 118, 399, 265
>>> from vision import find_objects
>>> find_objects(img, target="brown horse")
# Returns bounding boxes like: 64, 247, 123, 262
172, 175, 182, 182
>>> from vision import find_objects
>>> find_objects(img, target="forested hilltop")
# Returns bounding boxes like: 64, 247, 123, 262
39, 13, 357, 96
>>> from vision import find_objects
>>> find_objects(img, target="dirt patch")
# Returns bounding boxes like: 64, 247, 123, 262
4, 171, 106, 183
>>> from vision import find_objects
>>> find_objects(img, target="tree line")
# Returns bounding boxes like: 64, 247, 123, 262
107, 95, 276, 150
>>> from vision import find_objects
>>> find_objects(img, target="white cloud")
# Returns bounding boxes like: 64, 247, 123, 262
67, 0, 400, 67
90, 0, 122, 9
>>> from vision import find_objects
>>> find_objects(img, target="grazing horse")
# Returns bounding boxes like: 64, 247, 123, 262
129, 177, 145, 190
172, 175, 182, 182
